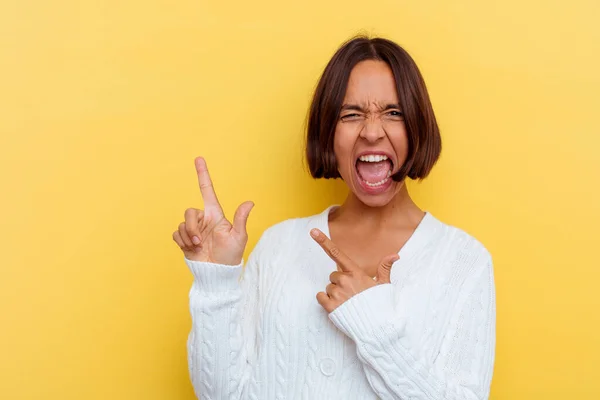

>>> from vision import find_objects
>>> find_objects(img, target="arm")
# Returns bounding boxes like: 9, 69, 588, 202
171, 158, 259, 399
186, 238, 262, 400
328, 256, 496, 400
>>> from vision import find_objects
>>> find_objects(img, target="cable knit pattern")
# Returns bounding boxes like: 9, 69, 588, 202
275, 290, 288, 400
338, 335, 361, 399
185, 206, 496, 399
301, 307, 319, 400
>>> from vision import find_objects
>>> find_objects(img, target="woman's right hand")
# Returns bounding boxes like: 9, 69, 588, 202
172, 157, 254, 265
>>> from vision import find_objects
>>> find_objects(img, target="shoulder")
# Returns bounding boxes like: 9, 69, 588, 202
439, 218, 491, 260
426, 214, 494, 282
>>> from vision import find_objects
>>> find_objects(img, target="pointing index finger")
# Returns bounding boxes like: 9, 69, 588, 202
310, 228, 358, 272
195, 157, 222, 208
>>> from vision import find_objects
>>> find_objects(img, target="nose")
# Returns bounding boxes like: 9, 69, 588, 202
359, 117, 385, 143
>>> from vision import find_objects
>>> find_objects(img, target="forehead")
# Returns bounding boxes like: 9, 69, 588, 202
343, 60, 399, 105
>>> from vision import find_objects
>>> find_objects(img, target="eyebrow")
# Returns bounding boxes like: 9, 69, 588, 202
340, 104, 364, 112
340, 103, 401, 112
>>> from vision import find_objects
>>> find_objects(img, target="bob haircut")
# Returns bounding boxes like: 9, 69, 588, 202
306, 36, 442, 182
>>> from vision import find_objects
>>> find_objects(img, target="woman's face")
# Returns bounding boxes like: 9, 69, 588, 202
334, 60, 409, 207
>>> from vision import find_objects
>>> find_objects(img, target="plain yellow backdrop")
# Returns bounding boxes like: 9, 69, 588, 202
1, 0, 599, 399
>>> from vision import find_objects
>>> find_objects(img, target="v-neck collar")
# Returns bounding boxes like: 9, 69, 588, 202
316, 204, 441, 262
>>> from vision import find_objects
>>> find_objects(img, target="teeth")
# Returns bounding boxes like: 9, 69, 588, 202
365, 177, 390, 187
359, 154, 388, 162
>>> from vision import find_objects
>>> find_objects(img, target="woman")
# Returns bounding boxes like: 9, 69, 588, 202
172, 36, 496, 400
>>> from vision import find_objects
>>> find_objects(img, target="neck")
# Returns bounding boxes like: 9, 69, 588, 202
333, 182, 424, 229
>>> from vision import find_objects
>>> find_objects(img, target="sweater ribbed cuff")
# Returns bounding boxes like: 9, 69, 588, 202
328, 284, 405, 343
184, 257, 243, 293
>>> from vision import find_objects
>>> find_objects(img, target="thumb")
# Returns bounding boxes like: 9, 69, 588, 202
375, 254, 400, 284
232, 201, 254, 236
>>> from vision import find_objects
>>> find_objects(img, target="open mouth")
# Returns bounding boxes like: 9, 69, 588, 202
355, 154, 394, 189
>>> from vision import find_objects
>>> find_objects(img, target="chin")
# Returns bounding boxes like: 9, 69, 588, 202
357, 195, 393, 208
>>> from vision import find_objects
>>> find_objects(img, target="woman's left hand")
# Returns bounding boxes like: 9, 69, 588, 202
310, 228, 400, 313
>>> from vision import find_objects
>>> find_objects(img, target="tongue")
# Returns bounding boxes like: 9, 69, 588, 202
356, 160, 392, 183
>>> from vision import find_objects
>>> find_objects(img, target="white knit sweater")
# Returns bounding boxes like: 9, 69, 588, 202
185, 206, 496, 400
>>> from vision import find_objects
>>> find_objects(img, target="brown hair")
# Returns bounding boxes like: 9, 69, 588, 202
306, 35, 441, 181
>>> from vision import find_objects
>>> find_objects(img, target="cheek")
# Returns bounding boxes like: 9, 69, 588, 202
333, 126, 357, 171
385, 122, 409, 161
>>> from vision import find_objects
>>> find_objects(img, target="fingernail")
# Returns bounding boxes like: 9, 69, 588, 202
310, 229, 319, 238
192, 236, 201, 245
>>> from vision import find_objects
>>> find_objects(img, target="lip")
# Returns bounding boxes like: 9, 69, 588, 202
354, 150, 396, 195
355, 172, 394, 195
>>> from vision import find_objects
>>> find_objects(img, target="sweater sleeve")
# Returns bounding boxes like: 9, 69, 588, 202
328, 256, 496, 400
185, 237, 264, 400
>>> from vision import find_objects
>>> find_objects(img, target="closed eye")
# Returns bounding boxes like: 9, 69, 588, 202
340, 113, 361, 121
386, 110, 404, 119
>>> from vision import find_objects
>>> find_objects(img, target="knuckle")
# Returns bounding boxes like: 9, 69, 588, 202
185, 220, 197, 233
329, 247, 341, 259
327, 284, 338, 295
178, 222, 186, 230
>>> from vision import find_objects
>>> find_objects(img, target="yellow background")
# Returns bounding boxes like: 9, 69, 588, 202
1, 0, 599, 399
